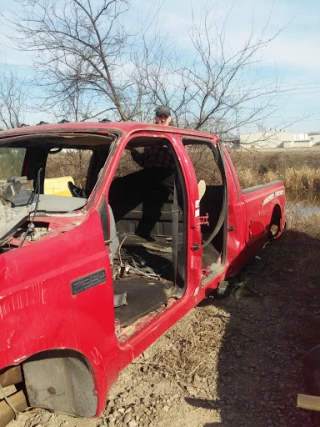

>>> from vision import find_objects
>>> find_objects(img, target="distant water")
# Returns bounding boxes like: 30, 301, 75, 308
286, 191, 320, 215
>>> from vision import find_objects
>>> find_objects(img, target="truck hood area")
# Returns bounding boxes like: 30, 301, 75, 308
0, 187, 87, 247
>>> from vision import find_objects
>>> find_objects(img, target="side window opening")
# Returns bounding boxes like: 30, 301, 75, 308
113, 148, 142, 178
185, 143, 223, 185
0, 148, 26, 179
0, 135, 113, 217
45, 148, 93, 197
107, 136, 187, 341
183, 139, 227, 273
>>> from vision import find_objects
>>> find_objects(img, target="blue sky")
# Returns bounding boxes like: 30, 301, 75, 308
0, 0, 319, 133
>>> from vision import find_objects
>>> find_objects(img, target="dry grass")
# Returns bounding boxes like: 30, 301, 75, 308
148, 309, 228, 396
236, 166, 320, 191
230, 149, 320, 191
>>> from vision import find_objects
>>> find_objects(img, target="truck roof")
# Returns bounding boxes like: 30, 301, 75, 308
0, 121, 218, 141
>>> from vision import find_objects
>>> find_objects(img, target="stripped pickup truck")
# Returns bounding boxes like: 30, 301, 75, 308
0, 122, 286, 425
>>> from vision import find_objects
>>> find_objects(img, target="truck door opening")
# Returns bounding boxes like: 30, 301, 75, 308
182, 138, 227, 279
107, 136, 187, 340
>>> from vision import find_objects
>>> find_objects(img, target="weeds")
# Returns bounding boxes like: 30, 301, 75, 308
230, 149, 320, 191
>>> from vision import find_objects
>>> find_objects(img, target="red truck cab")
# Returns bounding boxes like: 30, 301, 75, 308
0, 122, 285, 423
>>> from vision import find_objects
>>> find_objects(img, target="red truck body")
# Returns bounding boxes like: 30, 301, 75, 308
0, 122, 286, 419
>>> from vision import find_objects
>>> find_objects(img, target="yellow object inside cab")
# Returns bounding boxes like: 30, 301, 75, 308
44, 176, 74, 196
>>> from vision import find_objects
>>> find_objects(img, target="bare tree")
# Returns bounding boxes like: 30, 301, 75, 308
10, 0, 145, 121
51, 80, 96, 122
9, 0, 284, 133
0, 72, 27, 129
134, 7, 284, 135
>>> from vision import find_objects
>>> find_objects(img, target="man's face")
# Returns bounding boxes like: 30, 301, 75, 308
155, 114, 172, 126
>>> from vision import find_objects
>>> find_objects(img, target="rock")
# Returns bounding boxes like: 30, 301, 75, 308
39, 413, 52, 423
272, 367, 281, 375
128, 421, 138, 427
142, 349, 153, 360
163, 405, 169, 412
193, 374, 202, 383
186, 386, 197, 395
124, 412, 132, 424
107, 400, 115, 409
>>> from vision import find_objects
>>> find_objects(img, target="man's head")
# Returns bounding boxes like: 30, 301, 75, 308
155, 105, 172, 126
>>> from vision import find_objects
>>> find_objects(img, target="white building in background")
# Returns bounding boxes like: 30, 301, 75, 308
240, 131, 313, 149
310, 134, 320, 145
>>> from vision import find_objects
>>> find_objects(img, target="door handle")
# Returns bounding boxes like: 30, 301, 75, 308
227, 225, 235, 232
191, 243, 200, 251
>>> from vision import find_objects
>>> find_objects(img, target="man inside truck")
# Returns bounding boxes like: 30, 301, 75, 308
127, 105, 175, 192
109, 105, 177, 240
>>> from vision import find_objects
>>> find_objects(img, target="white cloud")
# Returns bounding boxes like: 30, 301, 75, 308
263, 37, 320, 71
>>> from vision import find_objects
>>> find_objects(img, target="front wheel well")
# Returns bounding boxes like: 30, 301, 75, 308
22, 349, 97, 417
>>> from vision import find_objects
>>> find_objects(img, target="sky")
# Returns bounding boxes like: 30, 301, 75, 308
0, 0, 319, 133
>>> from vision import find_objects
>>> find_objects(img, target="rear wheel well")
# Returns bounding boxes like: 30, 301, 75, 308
269, 204, 282, 238
22, 349, 97, 417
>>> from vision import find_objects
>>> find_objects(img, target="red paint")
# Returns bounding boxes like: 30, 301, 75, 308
0, 122, 286, 417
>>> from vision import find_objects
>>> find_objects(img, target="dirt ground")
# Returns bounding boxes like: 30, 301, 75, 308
6, 226, 320, 427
